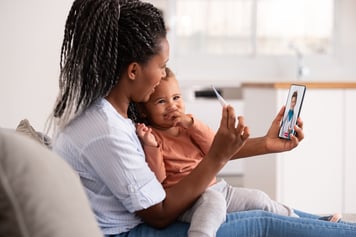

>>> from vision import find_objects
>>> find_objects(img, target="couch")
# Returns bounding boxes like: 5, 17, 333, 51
2, 121, 356, 237
0, 127, 103, 237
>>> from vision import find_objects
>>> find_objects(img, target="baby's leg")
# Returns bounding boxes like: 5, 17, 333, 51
179, 189, 226, 237
225, 186, 298, 217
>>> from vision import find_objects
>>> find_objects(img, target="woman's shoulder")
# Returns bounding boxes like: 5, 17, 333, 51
57, 100, 135, 146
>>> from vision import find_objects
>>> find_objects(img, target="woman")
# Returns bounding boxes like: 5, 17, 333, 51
51, 0, 356, 236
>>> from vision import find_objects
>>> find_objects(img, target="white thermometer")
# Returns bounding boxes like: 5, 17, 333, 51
212, 85, 239, 125
212, 85, 228, 106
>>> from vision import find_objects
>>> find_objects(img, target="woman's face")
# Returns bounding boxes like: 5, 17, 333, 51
131, 38, 170, 103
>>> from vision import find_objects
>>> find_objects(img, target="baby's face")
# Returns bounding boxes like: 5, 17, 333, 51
143, 77, 185, 129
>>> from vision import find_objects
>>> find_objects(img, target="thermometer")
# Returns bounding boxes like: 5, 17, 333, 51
212, 85, 228, 106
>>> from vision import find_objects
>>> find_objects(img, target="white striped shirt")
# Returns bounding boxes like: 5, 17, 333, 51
53, 98, 166, 235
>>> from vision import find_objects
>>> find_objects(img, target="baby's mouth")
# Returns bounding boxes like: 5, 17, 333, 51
164, 109, 179, 120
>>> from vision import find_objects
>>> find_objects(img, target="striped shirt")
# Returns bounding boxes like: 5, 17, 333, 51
53, 98, 166, 235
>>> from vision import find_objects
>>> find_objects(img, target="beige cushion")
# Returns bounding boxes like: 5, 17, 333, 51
0, 129, 103, 237
16, 119, 52, 149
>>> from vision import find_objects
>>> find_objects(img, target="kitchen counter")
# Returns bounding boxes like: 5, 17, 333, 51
241, 81, 356, 89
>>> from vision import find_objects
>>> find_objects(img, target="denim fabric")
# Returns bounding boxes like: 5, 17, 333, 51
106, 210, 356, 237
105, 221, 189, 237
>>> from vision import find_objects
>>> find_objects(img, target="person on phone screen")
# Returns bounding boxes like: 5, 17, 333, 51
280, 91, 298, 139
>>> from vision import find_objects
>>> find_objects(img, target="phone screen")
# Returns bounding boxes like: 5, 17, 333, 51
278, 84, 306, 139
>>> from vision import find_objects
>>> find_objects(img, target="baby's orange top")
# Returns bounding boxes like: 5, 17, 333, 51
143, 116, 216, 188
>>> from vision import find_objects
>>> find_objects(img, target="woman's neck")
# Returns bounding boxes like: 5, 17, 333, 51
105, 85, 130, 118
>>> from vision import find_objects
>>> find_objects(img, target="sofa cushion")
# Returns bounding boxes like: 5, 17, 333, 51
16, 119, 52, 149
0, 129, 103, 237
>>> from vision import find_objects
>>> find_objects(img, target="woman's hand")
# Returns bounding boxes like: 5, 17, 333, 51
208, 105, 250, 164
265, 106, 304, 153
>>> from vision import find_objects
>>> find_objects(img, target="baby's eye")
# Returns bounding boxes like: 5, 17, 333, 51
157, 99, 165, 104
173, 95, 181, 100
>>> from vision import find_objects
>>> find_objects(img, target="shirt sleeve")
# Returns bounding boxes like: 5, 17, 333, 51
83, 133, 166, 213
143, 141, 167, 183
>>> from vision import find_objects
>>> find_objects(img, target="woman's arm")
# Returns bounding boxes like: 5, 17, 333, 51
136, 105, 248, 228
232, 106, 304, 159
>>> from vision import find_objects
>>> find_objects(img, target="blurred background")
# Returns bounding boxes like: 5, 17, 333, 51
1, 0, 355, 215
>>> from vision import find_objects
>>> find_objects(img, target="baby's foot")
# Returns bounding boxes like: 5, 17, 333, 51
319, 213, 342, 223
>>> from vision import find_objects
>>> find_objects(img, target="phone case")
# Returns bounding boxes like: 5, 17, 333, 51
278, 84, 306, 139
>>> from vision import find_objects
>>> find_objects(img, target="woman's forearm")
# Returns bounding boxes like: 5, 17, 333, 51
136, 153, 225, 228
232, 136, 270, 159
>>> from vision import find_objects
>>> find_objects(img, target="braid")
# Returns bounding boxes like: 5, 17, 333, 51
51, 0, 166, 130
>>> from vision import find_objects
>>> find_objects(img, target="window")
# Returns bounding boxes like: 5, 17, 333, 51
149, 0, 334, 57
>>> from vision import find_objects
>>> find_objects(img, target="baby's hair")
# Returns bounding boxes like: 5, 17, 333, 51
162, 67, 175, 81
50, 0, 166, 131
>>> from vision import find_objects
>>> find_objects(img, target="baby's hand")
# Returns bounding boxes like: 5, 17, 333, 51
166, 111, 193, 128
136, 123, 158, 147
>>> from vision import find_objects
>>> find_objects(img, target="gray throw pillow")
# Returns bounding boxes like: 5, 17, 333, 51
0, 129, 103, 237
16, 119, 52, 149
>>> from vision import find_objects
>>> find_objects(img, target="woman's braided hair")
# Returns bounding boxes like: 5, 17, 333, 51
52, 0, 166, 129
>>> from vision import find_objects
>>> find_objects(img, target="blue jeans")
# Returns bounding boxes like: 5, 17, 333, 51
106, 210, 356, 237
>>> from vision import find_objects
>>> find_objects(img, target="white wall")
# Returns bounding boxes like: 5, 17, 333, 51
0, 0, 73, 130
1, 0, 356, 131
169, 0, 356, 84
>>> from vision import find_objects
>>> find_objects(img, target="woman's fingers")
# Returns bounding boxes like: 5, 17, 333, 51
218, 105, 237, 129
213, 107, 249, 161
274, 106, 286, 125
242, 126, 250, 140
236, 116, 250, 141
227, 106, 237, 129
219, 105, 229, 128
294, 118, 304, 141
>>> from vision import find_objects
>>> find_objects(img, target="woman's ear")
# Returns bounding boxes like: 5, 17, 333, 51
127, 62, 140, 81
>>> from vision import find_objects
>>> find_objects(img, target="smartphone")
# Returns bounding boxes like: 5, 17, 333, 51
278, 84, 306, 139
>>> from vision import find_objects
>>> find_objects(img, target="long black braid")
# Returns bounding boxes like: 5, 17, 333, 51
52, 0, 166, 129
